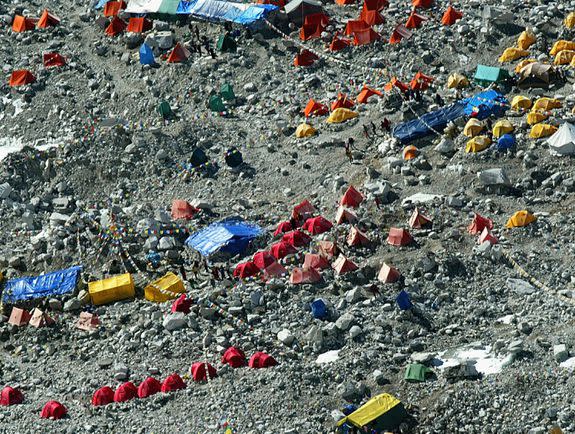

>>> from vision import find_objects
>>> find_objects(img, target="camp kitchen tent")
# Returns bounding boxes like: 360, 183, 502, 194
284, 0, 324, 26
2, 266, 82, 303
185, 217, 262, 256
547, 122, 575, 155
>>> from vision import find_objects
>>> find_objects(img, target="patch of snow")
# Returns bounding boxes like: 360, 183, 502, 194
316, 350, 340, 364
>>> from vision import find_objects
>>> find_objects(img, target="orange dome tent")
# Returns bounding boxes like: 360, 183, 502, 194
405, 10, 427, 29
37, 10, 60, 28
403, 145, 418, 160
12, 15, 36, 32
127, 17, 152, 33
441, 5, 462, 26
331, 93, 355, 110
294, 49, 318, 67
9, 70, 36, 87
167, 42, 190, 63
103, 1, 126, 17
505, 210, 537, 228
105, 16, 126, 36
304, 99, 329, 117
357, 86, 383, 104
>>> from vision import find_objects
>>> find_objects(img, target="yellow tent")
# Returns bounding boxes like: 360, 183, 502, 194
499, 47, 530, 63
550, 40, 575, 56
517, 30, 536, 50
465, 136, 491, 153
526, 111, 548, 125
514, 58, 536, 73
511, 95, 532, 111
337, 393, 407, 429
492, 120, 514, 138
144, 272, 185, 302
447, 73, 469, 89
529, 123, 557, 139
295, 123, 317, 138
554, 50, 575, 65
566, 12, 575, 29
463, 118, 484, 137
505, 210, 537, 228
327, 108, 358, 124
402, 145, 418, 160
533, 97, 562, 111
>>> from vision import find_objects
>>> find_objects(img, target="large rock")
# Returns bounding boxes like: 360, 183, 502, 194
163, 313, 187, 331
335, 313, 354, 331
478, 168, 511, 187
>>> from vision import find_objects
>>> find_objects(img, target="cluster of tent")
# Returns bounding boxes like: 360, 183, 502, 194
1, 386, 67, 420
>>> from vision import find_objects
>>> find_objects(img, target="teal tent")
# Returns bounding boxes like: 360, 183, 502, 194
404, 363, 432, 382
474, 65, 511, 86
217, 34, 237, 53
220, 83, 235, 101
158, 101, 173, 119
209, 95, 226, 112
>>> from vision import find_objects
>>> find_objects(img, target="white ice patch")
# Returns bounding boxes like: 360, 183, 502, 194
436, 344, 508, 375
316, 350, 340, 364
0, 136, 63, 161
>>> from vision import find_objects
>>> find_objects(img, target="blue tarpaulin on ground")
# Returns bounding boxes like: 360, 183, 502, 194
175, 0, 277, 25
185, 218, 262, 256
2, 266, 82, 303
462, 90, 508, 120
392, 101, 467, 144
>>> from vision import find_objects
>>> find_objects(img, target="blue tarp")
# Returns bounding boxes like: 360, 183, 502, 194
392, 101, 467, 144
396, 290, 413, 310
139, 43, 155, 65
497, 134, 516, 150
176, 0, 277, 25
2, 266, 82, 303
462, 90, 508, 120
185, 218, 262, 256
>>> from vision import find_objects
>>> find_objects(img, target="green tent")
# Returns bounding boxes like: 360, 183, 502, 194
404, 363, 432, 382
220, 83, 235, 101
217, 34, 237, 53
474, 65, 511, 86
157, 101, 173, 119
209, 95, 226, 112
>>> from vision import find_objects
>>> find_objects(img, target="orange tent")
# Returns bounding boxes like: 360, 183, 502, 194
332, 254, 358, 275
347, 226, 371, 247
303, 253, 330, 270
329, 34, 351, 51
360, 0, 385, 26
37, 10, 60, 28
363, 0, 387, 12
9, 70, 36, 87
405, 11, 427, 29
167, 43, 190, 63
441, 5, 462, 26
357, 86, 382, 104
412, 0, 433, 8
300, 23, 324, 41
331, 93, 355, 110
408, 208, 432, 229
387, 228, 413, 246
304, 13, 329, 26
8, 308, 31, 326
104, 1, 126, 17
43, 52, 66, 68
336, 0, 355, 5
105, 16, 126, 36
294, 49, 318, 67
344, 19, 370, 36
127, 17, 152, 33
384, 77, 409, 93
378, 263, 400, 283
335, 206, 358, 224
290, 267, 322, 284
354, 27, 381, 45
304, 99, 329, 117
317, 240, 339, 259
340, 185, 364, 208
410, 72, 433, 91
390, 24, 412, 44
468, 212, 493, 234
12, 15, 37, 32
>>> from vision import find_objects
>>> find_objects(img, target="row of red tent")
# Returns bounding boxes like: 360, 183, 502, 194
12, 9, 59, 32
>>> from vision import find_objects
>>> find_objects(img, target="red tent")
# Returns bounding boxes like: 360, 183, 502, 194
384, 77, 409, 93
317, 240, 339, 259
378, 263, 400, 283
171, 199, 198, 220
390, 24, 412, 44
91, 386, 114, 406
405, 11, 427, 29
221, 347, 246, 368
43, 52, 66, 68
127, 17, 153, 33
8, 307, 31, 326
336, 0, 355, 4
409, 208, 432, 229
257, 0, 285, 7
12, 15, 36, 32
479, 227, 498, 245
331, 93, 355, 110
29, 308, 54, 328
347, 226, 371, 247
76, 312, 100, 331
329, 34, 351, 51
300, 23, 324, 41
263, 261, 287, 279
412, 0, 433, 8
191, 362, 217, 381
344, 19, 370, 36
353, 28, 381, 46
138, 377, 162, 398
9, 70, 36, 87
114, 382, 138, 402
171, 294, 192, 314
105, 16, 126, 36
290, 267, 322, 284
294, 49, 319, 67
40, 401, 67, 419
468, 213, 493, 234
303, 253, 330, 270
387, 228, 413, 246
304, 99, 329, 117
104, 1, 126, 16
274, 221, 293, 236
292, 199, 316, 222
0, 386, 23, 406
270, 241, 297, 259
332, 254, 358, 275
167, 42, 190, 63
410, 71, 434, 91
357, 86, 382, 104
161, 373, 186, 392
340, 185, 364, 208
441, 5, 463, 26
253, 251, 276, 270
233, 261, 260, 279
303, 216, 333, 235
249, 352, 278, 368
282, 230, 311, 247
304, 13, 329, 26
335, 206, 358, 224
360, 10, 384, 26
37, 10, 60, 28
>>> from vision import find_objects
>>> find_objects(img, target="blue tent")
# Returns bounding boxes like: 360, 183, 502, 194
310, 299, 328, 319
2, 266, 82, 303
392, 101, 466, 144
185, 217, 262, 256
396, 290, 413, 310
497, 134, 516, 150
94, 0, 110, 9
462, 90, 508, 120
139, 43, 155, 66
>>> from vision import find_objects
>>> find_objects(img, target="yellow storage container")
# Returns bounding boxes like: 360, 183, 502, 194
144, 272, 185, 302
88, 273, 135, 306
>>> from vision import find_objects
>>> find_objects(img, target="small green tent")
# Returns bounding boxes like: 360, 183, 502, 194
474, 65, 511, 86
220, 83, 235, 101
404, 363, 432, 382
217, 34, 237, 53
209, 95, 226, 112
157, 101, 173, 119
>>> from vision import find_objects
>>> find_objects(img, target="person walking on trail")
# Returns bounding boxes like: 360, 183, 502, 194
370, 121, 377, 136
179, 264, 187, 281
344, 138, 355, 163
381, 118, 391, 132
191, 260, 200, 279
362, 124, 370, 138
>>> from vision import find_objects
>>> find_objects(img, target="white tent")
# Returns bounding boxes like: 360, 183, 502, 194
547, 122, 575, 156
